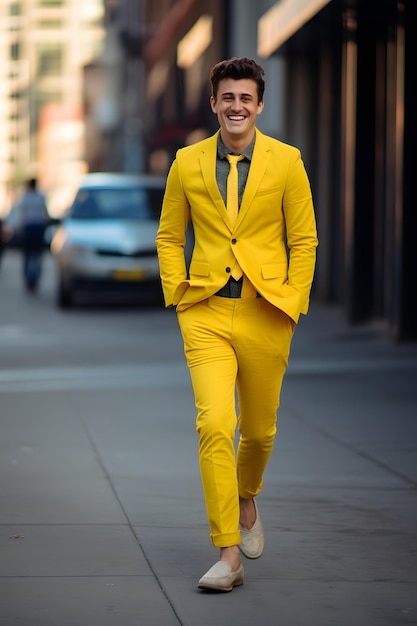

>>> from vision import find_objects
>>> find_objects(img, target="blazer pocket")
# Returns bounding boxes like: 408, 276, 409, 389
256, 185, 281, 198
261, 262, 288, 280
190, 259, 210, 277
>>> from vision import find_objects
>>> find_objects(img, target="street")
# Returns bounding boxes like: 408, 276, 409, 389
0, 248, 416, 626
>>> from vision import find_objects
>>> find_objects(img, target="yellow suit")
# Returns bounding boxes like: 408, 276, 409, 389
156, 128, 318, 549
156, 128, 318, 323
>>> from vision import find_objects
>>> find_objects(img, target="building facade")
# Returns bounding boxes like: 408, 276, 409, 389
0, 0, 105, 215
248, 0, 416, 342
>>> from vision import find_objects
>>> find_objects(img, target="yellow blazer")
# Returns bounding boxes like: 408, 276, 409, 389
156, 129, 318, 322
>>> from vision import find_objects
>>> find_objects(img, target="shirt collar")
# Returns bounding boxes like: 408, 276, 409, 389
217, 133, 255, 161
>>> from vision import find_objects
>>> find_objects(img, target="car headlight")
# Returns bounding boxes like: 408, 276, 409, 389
51, 231, 92, 259
50, 228, 67, 254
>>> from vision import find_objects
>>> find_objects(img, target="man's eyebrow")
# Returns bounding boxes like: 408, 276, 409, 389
220, 91, 254, 98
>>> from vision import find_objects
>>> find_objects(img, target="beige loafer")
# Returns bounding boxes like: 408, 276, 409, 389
239, 500, 264, 559
198, 561, 244, 592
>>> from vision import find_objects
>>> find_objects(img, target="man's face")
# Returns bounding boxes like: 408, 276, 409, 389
210, 78, 264, 144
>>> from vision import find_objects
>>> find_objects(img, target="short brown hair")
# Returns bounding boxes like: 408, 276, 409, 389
210, 57, 265, 103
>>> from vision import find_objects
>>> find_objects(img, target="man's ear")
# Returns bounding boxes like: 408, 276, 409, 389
210, 96, 217, 113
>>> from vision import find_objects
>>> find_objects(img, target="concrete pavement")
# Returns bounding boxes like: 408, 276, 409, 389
0, 250, 417, 625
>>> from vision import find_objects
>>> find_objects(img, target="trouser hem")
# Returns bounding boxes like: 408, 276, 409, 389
211, 530, 241, 548
239, 488, 261, 500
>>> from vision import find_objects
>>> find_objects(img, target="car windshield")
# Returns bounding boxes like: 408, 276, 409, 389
70, 187, 163, 220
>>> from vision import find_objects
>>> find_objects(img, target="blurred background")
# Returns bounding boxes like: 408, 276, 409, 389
0, 0, 415, 340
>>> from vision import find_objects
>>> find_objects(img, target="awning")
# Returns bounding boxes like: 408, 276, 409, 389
258, 0, 333, 57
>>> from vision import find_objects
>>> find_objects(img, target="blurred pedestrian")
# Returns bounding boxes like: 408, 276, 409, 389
0, 216, 4, 271
13, 178, 49, 291
156, 57, 318, 591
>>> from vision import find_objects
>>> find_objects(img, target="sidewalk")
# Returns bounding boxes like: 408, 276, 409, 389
1, 270, 416, 625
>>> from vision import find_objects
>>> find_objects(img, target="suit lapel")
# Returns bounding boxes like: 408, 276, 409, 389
198, 129, 271, 231
199, 132, 232, 227
237, 129, 270, 228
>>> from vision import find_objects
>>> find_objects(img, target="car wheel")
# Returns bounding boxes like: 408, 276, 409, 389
57, 279, 73, 308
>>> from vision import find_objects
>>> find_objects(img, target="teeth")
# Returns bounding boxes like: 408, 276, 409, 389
229, 116, 244, 121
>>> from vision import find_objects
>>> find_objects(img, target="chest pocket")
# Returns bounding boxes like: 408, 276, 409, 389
255, 185, 281, 198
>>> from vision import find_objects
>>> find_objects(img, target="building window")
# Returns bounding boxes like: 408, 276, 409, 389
37, 45, 63, 76
37, 20, 63, 29
38, 0, 64, 6
10, 3, 21, 15
10, 42, 20, 60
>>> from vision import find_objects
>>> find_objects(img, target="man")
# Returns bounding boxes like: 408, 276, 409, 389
156, 57, 318, 591
13, 178, 49, 291
0, 216, 4, 270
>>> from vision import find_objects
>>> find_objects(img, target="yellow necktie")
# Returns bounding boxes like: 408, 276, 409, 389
225, 154, 257, 297
226, 154, 244, 281
226, 153, 244, 226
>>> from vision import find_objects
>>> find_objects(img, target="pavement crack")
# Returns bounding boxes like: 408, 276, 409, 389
288, 408, 417, 489
78, 415, 184, 626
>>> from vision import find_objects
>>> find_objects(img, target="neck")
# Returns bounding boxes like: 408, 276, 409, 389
220, 129, 256, 154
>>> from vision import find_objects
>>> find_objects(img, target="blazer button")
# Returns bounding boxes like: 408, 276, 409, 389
226, 267, 231, 273
231, 238, 237, 244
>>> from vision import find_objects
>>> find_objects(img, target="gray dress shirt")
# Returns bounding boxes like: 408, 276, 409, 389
216, 134, 255, 209
214, 134, 256, 297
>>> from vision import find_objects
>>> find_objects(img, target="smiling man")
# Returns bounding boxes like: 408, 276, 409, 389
156, 57, 318, 592
210, 76, 264, 147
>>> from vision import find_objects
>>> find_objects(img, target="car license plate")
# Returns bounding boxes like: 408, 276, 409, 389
113, 269, 148, 281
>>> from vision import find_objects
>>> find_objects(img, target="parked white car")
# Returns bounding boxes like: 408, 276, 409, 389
51, 172, 166, 307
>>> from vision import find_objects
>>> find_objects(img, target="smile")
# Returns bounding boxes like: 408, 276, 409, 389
228, 116, 245, 121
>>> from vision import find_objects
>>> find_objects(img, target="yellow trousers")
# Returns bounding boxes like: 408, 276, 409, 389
177, 296, 293, 547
